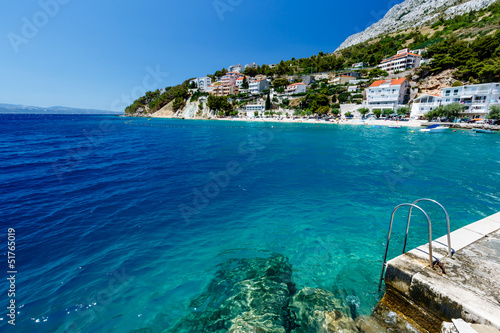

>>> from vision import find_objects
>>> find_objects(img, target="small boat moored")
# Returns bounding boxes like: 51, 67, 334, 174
473, 128, 495, 134
419, 124, 449, 132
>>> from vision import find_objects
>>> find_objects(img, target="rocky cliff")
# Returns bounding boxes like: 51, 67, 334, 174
150, 97, 213, 119
336, 0, 499, 51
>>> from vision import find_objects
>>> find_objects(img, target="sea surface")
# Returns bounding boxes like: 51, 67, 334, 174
0, 114, 499, 332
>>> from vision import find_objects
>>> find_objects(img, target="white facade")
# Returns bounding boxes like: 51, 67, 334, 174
285, 83, 307, 95
378, 48, 422, 74
410, 94, 442, 117
228, 64, 244, 73
196, 77, 212, 92
245, 103, 265, 117
249, 79, 270, 95
366, 78, 409, 110
245, 62, 258, 69
410, 83, 500, 118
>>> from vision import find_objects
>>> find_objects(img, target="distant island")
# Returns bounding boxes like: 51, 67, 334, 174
0, 103, 122, 115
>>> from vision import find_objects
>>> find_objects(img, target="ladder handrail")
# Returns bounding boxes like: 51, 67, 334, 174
378, 203, 433, 291
403, 198, 452, 257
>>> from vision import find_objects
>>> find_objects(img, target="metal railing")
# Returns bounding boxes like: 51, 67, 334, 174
378, 199, 452, 291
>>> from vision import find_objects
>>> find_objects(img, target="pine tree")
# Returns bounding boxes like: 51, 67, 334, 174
242, 77, 249, 89
265, 92, 271, 110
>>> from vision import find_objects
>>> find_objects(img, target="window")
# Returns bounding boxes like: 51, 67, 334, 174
453, 89, 458, 95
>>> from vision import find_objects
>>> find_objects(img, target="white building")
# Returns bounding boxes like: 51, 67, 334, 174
249, 79, 270, 95
245, 62, 258, 69
378, 48, 422, 74
366, 78, 410, 110
410, 94, 442, 118
228, 64, 244, 73
285, 82, 307, 95
196, 77, 212, 92
411, 82, 500, 118
245, 103, 265, 117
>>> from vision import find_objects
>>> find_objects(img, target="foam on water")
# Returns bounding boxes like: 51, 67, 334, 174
0, 115, 498, 332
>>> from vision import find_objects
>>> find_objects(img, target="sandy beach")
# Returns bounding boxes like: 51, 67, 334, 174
180, 116, 428, 128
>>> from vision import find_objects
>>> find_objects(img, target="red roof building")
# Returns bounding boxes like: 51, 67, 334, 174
378, 48, 422, 74
367, 78, 410, 109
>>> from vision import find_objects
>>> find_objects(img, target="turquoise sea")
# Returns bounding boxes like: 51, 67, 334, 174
0, 114, 499, 332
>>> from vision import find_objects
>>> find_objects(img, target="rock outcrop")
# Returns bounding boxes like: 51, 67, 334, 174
166, 254, 362, 333
151, 97, 213, 119
336, 0, 498, 51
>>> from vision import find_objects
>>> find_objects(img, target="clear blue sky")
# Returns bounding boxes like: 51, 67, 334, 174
0, 0, 398, 111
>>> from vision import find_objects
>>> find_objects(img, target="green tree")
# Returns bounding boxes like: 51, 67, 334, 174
367, 68, 388, 78
188, 81, 197, 89
242, 77, 249, 89
373, 109, 382, 118
383, 108, 394, 116
358, 107, 369, 118
338, 93, 349, 103
273, 77, 289, 89
173, 96, 186, 111
265, 92, 271, 110
243, 67, 258, 77
486, 105, 500, 119
317, 106, 330, 115
331, 108, 340, 116
397, 106, 410, 116
345, 112, 353, 118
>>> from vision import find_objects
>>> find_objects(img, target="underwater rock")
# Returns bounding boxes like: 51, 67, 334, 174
169, 254, 296, 333
288, 288, 359, 333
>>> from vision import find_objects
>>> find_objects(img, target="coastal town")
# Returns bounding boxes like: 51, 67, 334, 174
133, 46, 499, 129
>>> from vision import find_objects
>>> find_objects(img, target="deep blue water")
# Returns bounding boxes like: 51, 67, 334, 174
0, 114, 499, 332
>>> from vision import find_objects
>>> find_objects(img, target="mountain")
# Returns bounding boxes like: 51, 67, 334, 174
0, 103, 122, 114
336, 0, 499, 50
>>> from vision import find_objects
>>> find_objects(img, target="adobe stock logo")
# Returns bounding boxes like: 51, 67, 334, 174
213, 0, 243, 21
7, 0, 71, 54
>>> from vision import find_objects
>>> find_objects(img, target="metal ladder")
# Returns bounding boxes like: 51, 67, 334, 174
378, 198, 452, 291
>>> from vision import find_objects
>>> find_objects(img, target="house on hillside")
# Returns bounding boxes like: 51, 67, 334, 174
249, 79, 270, 95
245, 63, 258, 69
378, 48, 422, 74
331, 75, 356, 85
285, 82, 307, 95
228, 64, 244, 73
366, 78, 410, 110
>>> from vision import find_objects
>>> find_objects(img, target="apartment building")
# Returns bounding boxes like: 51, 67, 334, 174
249, 79, 270, 95
378, 48, 422, 74
366, 78, 410, 110
411, 82, 500, 118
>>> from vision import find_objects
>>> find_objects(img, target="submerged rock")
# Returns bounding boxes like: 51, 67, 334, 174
169, 254, 296, 333
289, 288, 359, 333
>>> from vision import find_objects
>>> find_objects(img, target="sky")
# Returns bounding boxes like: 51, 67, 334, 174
0, 0, 400, 111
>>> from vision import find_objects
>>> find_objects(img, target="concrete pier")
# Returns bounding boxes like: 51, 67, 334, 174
380, 212, 500, 332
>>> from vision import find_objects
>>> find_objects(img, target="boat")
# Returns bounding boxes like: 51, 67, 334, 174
473, 128, 495, 134
388, 125, 402, 128
419, 124, 449, 132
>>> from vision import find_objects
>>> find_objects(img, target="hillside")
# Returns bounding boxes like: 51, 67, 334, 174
125, 1, 500, 116
336, 0, 499, 50
0, 103, 119, 115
